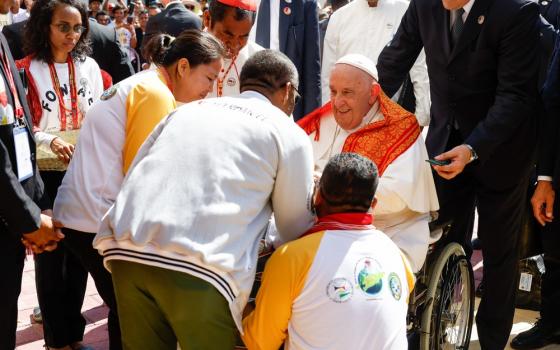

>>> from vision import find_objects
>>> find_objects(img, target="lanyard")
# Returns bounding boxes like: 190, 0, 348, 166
0, 50, 24, 119
216, 55, 238, 97
48, 55, 78, 131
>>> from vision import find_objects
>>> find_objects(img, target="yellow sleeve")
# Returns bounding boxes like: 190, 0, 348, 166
242, 232, 325, 350
122, 75, 176, 174
400, 251, 416, 299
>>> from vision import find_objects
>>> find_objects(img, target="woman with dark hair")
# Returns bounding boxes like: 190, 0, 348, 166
15, 0, 103, 349
53, 29, 224, 349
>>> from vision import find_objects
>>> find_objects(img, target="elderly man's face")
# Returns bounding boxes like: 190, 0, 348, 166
329, 64, 378, 131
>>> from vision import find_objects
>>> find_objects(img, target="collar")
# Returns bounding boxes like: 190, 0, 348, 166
462, 0, 475, 17
240, 90, 271, 103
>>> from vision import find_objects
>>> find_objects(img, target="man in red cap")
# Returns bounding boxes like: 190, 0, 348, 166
204, 0, 263, 98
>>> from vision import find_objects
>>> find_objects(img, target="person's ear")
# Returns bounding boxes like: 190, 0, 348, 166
283, 83, 292, 104
369, 83, 381, 104
370, 197, 378, 211
313, 186, 324, 215
176, 58, 190, 79
203, 10, 211, 29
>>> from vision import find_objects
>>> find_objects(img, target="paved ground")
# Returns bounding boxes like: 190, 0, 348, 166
15, 250, 559, 350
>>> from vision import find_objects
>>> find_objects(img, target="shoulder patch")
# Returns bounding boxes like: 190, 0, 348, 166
388, 272, 402, 301
100, 85, 118, 101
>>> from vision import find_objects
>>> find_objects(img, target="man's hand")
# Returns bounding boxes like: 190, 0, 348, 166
21, 214, 65, 254
431, 144, 471, 180
531, 180, 555, 226
50, 137, 74, 164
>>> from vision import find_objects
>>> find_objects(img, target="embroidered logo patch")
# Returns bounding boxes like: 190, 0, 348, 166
326, 278, 353, 303
388, 273, 402, 301
100, 85, 118, 101
355, 258, 384, 296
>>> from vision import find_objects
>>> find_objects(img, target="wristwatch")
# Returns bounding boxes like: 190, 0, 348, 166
464, 144, 478, 163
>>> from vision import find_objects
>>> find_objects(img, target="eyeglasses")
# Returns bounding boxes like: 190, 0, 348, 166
288, 82, 301, 105
51, 23, 86, 34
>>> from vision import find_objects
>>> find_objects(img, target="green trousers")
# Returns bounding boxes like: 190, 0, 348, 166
110, 260, 236, 350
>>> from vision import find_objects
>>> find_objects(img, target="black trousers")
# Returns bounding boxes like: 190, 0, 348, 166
0, 228, 25, 350
434, 132, 528, 350
36, 171, 89, 348
62, 228, 122, 350
540, 186, 560, 327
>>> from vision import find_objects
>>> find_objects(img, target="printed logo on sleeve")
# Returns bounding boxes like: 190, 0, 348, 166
100, 85, 118, 101
388, 272, 402, 301
326, 278, 353, 303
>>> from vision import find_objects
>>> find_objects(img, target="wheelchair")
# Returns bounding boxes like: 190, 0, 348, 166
406, 223, 475, 350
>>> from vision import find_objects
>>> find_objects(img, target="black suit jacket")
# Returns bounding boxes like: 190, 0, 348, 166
254, 0, 321, 121
2, 19, 135, 84
1, 20, 25, 60
87, 19, 135, 83
540, 35, 560, 185
145, 2, 201, 39
378, 0, 540, 188
540, 0, 560, 27
0, 33, 49, 236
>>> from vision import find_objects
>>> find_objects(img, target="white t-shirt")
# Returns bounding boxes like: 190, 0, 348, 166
29, 57, 103, 147
116, 26, 135, 60
243, 226, 414, 350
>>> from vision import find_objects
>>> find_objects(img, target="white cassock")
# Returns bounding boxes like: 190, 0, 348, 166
310, 103, 440, 271
321, 0, 431, 126
208, 41, 264, 98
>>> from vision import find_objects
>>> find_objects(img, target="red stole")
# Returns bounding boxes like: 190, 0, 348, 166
297, 91, 421, 176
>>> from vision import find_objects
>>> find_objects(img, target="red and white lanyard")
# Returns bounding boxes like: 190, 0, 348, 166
0, 51, 24, 119
216, 55, 239, 97
48, 55, 79, 131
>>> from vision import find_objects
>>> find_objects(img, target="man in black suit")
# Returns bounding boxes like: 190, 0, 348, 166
510, 34, 560, 350
0, 3, 64, 349
377, 0, 539, 348
2, 18, 135, 83
144, 0, 201, 40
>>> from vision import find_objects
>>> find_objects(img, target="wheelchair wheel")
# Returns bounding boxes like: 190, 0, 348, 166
420, 243, 474, 350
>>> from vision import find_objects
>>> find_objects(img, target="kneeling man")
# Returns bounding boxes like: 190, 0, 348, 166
298, 54, 439, 272
242, 153, 414, 350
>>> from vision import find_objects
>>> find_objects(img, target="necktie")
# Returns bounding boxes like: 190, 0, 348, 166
451, 8, 465, 46
255, 0, 271, 48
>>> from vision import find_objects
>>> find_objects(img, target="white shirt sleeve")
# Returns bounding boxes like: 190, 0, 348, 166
409, 49, 431, 127
271, 126, 316, 246
34, 131, 57, 149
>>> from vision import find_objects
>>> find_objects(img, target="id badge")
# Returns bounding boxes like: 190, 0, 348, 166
13, 126, 33, 182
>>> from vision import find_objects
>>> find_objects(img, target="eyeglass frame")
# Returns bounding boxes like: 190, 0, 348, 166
50, 23, 87, 35
283, 81, 301, 105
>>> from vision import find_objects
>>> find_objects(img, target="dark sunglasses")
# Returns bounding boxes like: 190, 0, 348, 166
51, 23, 86, 34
